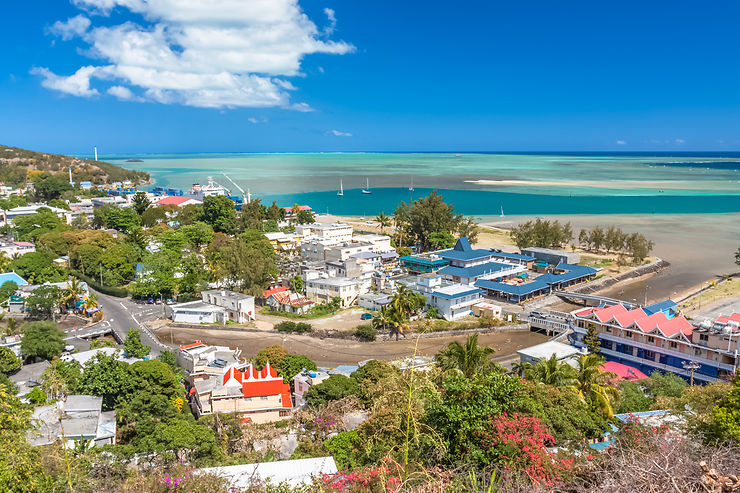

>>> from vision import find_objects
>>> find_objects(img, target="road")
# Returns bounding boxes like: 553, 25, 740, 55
91, 290, 172, 357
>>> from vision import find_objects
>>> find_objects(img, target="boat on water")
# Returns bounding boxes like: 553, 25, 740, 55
337, 179, 344, 196
362, 178, 372, 194
409, 177, 414, 191
190, 176, 230, 199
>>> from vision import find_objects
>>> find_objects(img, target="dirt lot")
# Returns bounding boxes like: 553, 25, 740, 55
156, 326, 548, 367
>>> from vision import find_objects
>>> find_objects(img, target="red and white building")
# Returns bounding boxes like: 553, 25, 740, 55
156, 196, 203, 207
190, 360, 293, 423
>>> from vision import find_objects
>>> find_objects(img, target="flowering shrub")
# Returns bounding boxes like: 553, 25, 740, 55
616, 414, 670, 452
321, 459, 403, 493
478, 413, 573, 486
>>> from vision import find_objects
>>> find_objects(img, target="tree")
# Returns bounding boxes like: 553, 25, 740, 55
0, 281, 18, 302
124, 328, 151, 358
255, 345, 289, 370
140, 206, 167, 227
71, 212, 89, 229
140, 418, 218, 463
157, 350, 177, 371
32, 173, 73, 202
525, 354, 576, 386
428, 230, 456, 249
205, 235, 278, 296
180, 221, 214, 249
375, 212, 391, 233
304, 374, 359, 408
25, 285, 62, 319
266, 201, 284, 221
290, 275, 304, 294
201, 195, 236, 233
131, 250, 179, 298
578, 228, 588, 248
589, 226, 605, 252
12, 208, 66, 242
350, 359, 397, 406
457, 216, 479, 245
10, 251, 66, 284
131, 191, 151, 215
42, 359, 81, 399
296, 209, 315, 224
0, 346, 20, 374
105, 206, 141, 233
616, 380, 653, 414
572, 354, 619, 417
61, 277, 85, 310
407, 191, 465, 251
585, 324, 601, 354
77, 350, 131, 410
280, 354, 317, 385
20, 321, 65, 361
435, 334, 495, 378
709, 375, 740, 442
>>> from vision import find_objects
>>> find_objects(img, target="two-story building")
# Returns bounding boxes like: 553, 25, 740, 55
191, 362, 293, 423
570, 301, 739, 383
404, 273, 483, 321
437, 238, 526, 285
304, 276, 360, 308
176, 341, 243, 385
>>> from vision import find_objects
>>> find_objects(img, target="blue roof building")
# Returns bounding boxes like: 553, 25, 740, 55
475, 263, 598, 303
399, 254, 449, 273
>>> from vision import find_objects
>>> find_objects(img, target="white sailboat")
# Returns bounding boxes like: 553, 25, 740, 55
500, 206, 505, 218
362, 177, 372, 194
337, 178, 344, 196
409, 177, 414, 192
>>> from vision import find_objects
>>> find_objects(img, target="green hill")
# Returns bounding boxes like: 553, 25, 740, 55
0, 145, 149, 187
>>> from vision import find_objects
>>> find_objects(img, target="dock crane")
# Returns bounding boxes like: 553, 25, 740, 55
221, 173, 250, 204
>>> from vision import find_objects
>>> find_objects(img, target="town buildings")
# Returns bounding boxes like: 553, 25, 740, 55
171, 290, 255, 324
29, 395, 117, 448
403, 273, 483, 320
176, 341, 242, 384
570, 301, 739, 383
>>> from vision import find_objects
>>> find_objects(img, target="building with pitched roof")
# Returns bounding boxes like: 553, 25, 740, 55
28, 395, 116, 448
436, 238, 526, 285
190, 361, 293, 423
570, 301, 739, 382
266, 290, 314, 314
156, 196, 203, 207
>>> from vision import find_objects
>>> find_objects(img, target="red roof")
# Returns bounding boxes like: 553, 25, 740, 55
282, 205, 311, 213
575, 307, 595, 317
157, 196, 199, 206
13, 241, 34, 247
220, 362, 292, 408
594, 304, 628, 323
262, 286, 289, 298
179, 340, 204, 350
717, 313, 740, 326
600, 361, 648, 381
582, 303, 694, 339
613, 308, 647, 327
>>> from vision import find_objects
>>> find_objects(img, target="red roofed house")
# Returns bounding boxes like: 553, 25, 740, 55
571, 300, 739, 383
265, 290, 314, 314
282, 205, 312, 217
600, 361, 648, 382
156, 196, 203, 207
191, 361, 292, 423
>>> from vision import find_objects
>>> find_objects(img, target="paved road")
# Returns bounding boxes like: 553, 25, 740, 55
90, 290, 172, 357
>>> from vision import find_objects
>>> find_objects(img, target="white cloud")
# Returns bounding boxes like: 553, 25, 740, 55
674, 138, 686, 144
31, 65, 99, 97
247, 117, 267, 124
616, 140, 627, 145
107, 85, 140, 101
38, 0, 354, 109
323, 8, 337, 36
48, 15, 91, 40
330, 129, 352, 137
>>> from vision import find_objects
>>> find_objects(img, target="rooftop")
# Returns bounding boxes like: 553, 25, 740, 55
489, 250, 536, 261
439, 237, 493, 262
517, 341, 581, 361
202, 289, 254, 301
438, 261, 518, 279
432, 284, 483, 299
198, 457, 338, 489
170, 300, 227, 313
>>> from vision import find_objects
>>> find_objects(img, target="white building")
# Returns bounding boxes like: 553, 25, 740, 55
410, 274, 483, 321
4, 204, 72, 226
28, 395, 116, 448
198, 457, 338, 490
0, 241, 35, 257
295, 223, 353, 243
176, 341, 243, 384
516, 341, 582, 366
293, 369, 330, 407
171, 290, 255, 324
304, 276, 360, 308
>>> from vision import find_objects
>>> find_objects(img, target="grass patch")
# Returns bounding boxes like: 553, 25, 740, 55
261, 306, 351, 320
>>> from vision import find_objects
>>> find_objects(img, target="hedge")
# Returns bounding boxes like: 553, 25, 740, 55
354, 325, 377, 342
69, 269, 129, 298
274, 321, 313, 333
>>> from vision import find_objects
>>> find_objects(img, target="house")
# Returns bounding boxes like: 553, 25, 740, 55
263, 232, 302, 252
156, 196, 203, 208
190, 363, 293, 422
358, 292, 393, 312
198, 457, 338, 490
570, 302, 739, 383
436, 238, 526, 285
489, 250, 535, 269
0, 241, 35, 257
201, 290, 256, 323
28, 395, 116, 448
0, 334, 22, 356
3, 204, 72, 225
399, 252, 449, 274
521, 247, 580, 265
293, 369, 330, 407
171, 301, 228, 324
600, 361, 649, 382
517, 341, 582, 366
266, 290, 314, 314
402, 274, 482, 321
283, 205, 313, 217
472, 302, 502, 319
304, 276, 360, 308
295, 222, 352, 243
176, 341, 243, 385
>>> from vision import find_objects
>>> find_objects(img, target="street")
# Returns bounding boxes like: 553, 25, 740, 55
89, 289, 172, 357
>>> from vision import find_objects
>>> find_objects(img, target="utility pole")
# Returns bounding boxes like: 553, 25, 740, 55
682, 360, 700, 386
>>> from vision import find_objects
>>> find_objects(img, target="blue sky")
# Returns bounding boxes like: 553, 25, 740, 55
3, 0, 740, 154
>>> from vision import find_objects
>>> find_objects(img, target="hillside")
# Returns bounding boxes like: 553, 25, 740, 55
0, 145, 149, 187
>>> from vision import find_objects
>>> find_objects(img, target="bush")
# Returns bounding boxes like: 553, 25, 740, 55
354, 325, 377, 341
274, 321, 312, 333
70, 269, 128, 298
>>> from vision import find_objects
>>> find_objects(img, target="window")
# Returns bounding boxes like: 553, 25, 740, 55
260, 396, 268, 401
699, 334, 709, 342
623, 331, 633, 338
694, 348, 703, 356
647, 336, 655, 343
670, 341, 678, 349
604, 326, 611, 334
279, 410, 291, 417
643, 350, 656, 360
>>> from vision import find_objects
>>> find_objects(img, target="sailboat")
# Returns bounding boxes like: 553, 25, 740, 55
337, 178, 344, 196
362, 177, 372, 194
500, 206, 505, 218
409, 177, 414, 192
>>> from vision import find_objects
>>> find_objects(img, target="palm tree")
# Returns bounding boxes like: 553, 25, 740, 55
572, 354, 619, 417
83, 292, 99, 311
525, 354, 576, 386
435, 334, 495, 378
0, 251, 10, 272
511, 360, 533, 377
62, 277, 84, 310
375, 212, 391, 233
373, 305, 407, 341
392, 284, 417, 319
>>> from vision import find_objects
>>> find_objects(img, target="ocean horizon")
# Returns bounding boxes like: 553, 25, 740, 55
101, 151, 740, 216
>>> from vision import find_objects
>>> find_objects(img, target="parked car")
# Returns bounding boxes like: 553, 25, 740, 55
360, 313, 374, 320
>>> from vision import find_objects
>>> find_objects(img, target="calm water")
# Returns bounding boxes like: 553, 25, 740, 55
105, 152, 740, 215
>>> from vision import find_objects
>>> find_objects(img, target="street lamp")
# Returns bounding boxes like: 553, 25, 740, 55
682, 360, 700, 386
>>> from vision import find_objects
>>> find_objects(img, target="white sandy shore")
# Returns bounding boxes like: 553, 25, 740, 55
465, 179, 740, 191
